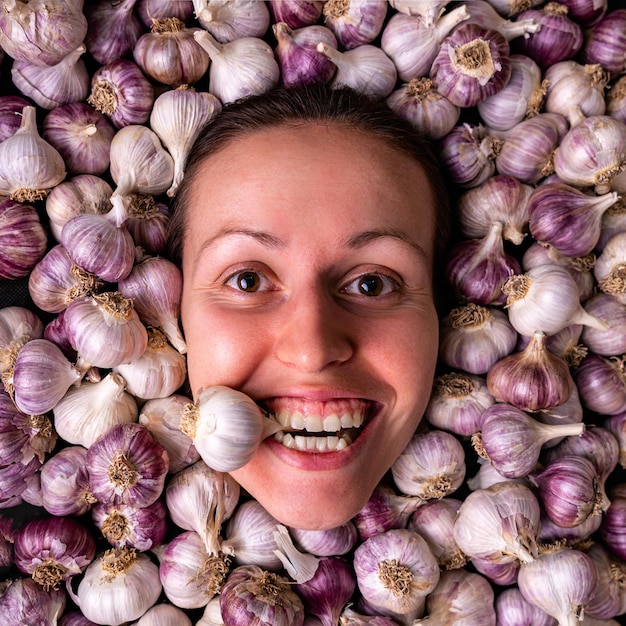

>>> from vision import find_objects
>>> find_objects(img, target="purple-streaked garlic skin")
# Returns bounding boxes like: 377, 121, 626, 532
0, 577, 66, 623
136, 0, 194, 28
581, 8, 626, 75
495, 586, 558, 626
194, 0, 271, 43
322, 0, 388, 50
599, 494, 626, 560
0, 95, 31, 142
288, 521, 358, 557
575, 353, 626, 416
269, 0, 325, 29
604, 412, 626, 468
59, 611, 100, 626
584, 542, 625, 620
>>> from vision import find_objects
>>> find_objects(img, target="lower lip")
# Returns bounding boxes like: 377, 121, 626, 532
263, 413, 376, 472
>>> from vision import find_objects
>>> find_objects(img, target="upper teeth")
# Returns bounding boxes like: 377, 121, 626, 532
272, 409, 364, 433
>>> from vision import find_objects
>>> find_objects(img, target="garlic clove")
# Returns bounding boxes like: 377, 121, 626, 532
193, 0, 271, 43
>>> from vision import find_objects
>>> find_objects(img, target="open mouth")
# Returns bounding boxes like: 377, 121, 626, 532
262, 398, 376, 453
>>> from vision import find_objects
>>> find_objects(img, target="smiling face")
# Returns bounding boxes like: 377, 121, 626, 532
180, 122, 439, 529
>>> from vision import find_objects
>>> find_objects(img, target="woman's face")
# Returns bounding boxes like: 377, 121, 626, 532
180, 123, 439, 529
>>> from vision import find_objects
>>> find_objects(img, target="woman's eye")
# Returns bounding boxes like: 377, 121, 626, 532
344, 274, 398, 297
226, 271, 265, 292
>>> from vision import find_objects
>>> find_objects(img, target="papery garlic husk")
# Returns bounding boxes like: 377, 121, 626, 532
45, 174, 113, 242
439, 302, 518, 375
316, 42, 397, 99
219, 564, 305, 626
456, 173, 533, 245
598, 195, 626, 250
269, 0, 325, 29
71, 547, 162, 625
61, 195, 135, 283
386, 77, 461, 141
517, 545, 598, 626
604, 413, 626, 469
40, 446, 97, 517
180, 385, 280, 473
131, 603, 193, 626
165, 460, 240, 556
486, 330, 574, 411
466, 457, 529, 492
495, 586, 557, 626
42, 102, 116, 176
594, 232, 626, 304
194, 0, 270, 42
390, 0, 451, 23
155, 530, 226, 608
92, 498, 168, 551
14, 516, 96, 590
425, 371, 495, 436
0, 577, 66, 624
430, 23, 512, 109
528, 183, 619, 257
353, 528, 440, 616
607, 75, 626, 124
109, 124, 175, 197
0, 105, 66, 202
452, 482, 541, 564
493, 112, 568, 185
352, 483, 423, 541
580, 6, 626, 75
437, 122, 501, 188
52, 372, 138, 449
87, 422, 169, 508
0, 306, 43, 388
272, 22, 338, 88
133, 17, 209, 87
543, 61, 609, 126
574, 353, 626, 416
581, 292, 626, 356
535, 384, 584, 443
150, 87, 222, 197
28, 244, 101, 314
0, 453, 41, 509
11, 44, 89, 111
554, 115, 626, 194
84, 0, 145, 65
391, 428, 466, 500
600, 492, 626, 561
113, 327, 186, 400
222, 499, 284, 570
136, 0, 195, 26
477, 53, 546, 131
463, 0, 541, 40
139, 394, 200, 474
476, 402, 585, 479
380, 5, 470, 82
11, 338, 82, 415
88, 58, 155, 129
584, 542, 626, 620
503, 263, 608, 336
195, 597, 223, 626
194, 30, 280, 104
422, 568, 496, 625
408, 498, 467, 570
0, 94, 30, 142
288, 521, 358, 558
445, 220, 521, 306
0, 197, 47, 281
118, 255, 186, 353
323, 0, 388, 50
0, 0, 88, 67
63, 292, 148, 369
125, 194, 171, 255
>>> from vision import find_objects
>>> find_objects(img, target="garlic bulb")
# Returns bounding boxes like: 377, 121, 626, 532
150, 88, 222, 197
180, 385, 281, 473
194, 30, 280, 104
269, 0, 325, 29
72, 547, 162, 625
0, 577, 66, 625
581, 292, 626, 356
0, 94, 30, 142
425, 371, 495, 436
323, 0, 388, 50
594, 232, 626, 304
288, 521, 358, 558
0, 105, 66, 202
125, 194, 171, 255
193, 0, 271, 42
495, 587, 557, 626
131, 604, 193, 626
0, 306, 44, 379
109, 124, 175, 197
52, 372, 138, 449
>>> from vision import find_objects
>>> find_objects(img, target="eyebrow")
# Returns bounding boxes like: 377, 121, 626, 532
345, 229, 431, 262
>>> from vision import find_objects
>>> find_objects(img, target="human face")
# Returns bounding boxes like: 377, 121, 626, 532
180, 123, 439, 530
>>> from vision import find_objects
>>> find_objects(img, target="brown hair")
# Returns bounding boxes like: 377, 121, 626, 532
168, 84, 451, 305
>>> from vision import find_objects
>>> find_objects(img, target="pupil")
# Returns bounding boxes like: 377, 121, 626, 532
360, 276, 382, 296
238, 272, 259, 291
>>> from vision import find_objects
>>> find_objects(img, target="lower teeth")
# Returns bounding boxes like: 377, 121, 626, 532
274, 432, 351, 452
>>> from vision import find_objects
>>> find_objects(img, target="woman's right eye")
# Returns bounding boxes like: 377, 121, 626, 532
225, 270, 268, 292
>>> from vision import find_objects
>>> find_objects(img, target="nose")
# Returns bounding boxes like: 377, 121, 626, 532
273, 287, 354, 373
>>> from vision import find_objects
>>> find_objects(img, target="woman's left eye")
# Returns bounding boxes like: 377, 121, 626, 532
342, 273, 399, 297
225, 270, 272, 293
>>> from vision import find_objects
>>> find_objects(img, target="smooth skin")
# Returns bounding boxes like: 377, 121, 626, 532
181, 122, 439, 529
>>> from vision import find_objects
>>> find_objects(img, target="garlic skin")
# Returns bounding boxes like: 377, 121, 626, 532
194, 30, 280, 104
323, 0, 388, 50
594, 232, 626, 304
0, 105, 66, 203
0, 0, 88, 67
288, 521, 358, 558
0, 94, 30, 142
52, 372, 138, 449
149, 88, 222, 197
131, 604, 193, 626
353, 528, 440, 616
554, 115, 626, 195
193, 0, 270, 43
574, 353, 626, 416
109, 125, 175, 197
0, 306, 44, 374
439, 303, 518, 375
495, 587, 557, 626
72, 547, 162, 625
581, 293, 626, 356
584, 542, 626, 621
581, 7, 626, 75
269, 0, 325, 29
452, 482, 541, 565
125, 194, 171, 255
0, 198, 48, 281
386, 77, 461, 141
0, 577, 66, 625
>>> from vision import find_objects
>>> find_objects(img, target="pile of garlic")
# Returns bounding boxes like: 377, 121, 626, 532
1, 1, 626, 625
